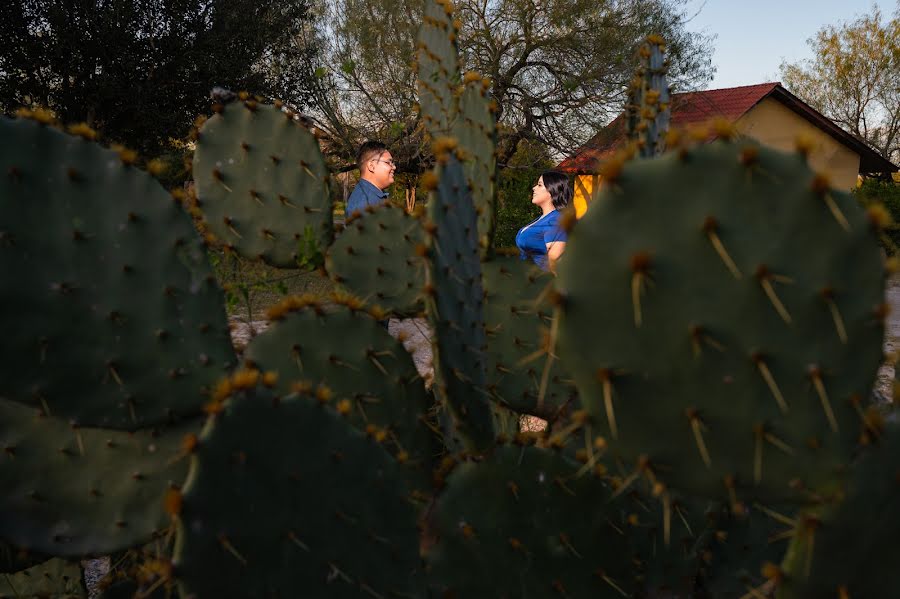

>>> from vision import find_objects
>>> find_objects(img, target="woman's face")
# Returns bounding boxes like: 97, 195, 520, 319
531, 176, 552, 208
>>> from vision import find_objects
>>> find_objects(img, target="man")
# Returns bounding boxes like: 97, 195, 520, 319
345, 140, 396, 218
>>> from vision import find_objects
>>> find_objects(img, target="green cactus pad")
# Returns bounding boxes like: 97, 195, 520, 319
425, 157, 495, 451
0, 558, 86, 598
557, 140, 885, 504
625, 488, 713, 596
417, 0, 461, 138
776, 422, 900, 598
193, 100, 332, 267
455, 78, 497, 255
425, 445, 636, 598
626, 37, 671, 158
483, 255, 577, 419
701, 503, 793, 597
0, 116, 234, 430
0, 398, 193, 556
243, 297, 436, 494
325, 204, 426, 315
174, 386, 420, 598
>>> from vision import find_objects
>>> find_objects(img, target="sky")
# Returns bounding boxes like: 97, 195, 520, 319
682, 0, 898, 89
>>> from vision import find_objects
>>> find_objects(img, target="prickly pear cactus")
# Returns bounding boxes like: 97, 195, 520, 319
423, 155, 495, 451
193, 99, 332, 268
243, 294, 437, 494
326, 204, 426, 315
0, 115, 235, 429
626, 35, 671, 158
425, 444, 637, 598
0, 398, 193, 556
483, 255, 577, 419
456, 75, 498, 256
775, 421, 900, 598
173, 378, 421, 598
0, 558, 86, 598
557, 138, 886, 505
417, 0, 461, 139
701, 503, 794, 597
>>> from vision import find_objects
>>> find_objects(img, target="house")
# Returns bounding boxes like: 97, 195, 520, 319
558, 82, 899, 216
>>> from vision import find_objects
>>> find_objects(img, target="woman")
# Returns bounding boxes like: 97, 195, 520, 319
515, 170, 572, 272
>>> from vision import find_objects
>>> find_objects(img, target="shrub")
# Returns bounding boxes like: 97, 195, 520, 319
853, 178, 900, 253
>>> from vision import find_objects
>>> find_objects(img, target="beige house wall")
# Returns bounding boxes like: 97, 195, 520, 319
735, 97, 861, 191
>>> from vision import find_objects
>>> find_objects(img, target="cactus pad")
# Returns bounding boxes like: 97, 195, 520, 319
425, 157, 494, 451
0, 116, 234, 430
425, 444, 636, 598
417, 0, 461, 139
455, 77, 497, 255
193, 100, 332, 267
557, 140, 885, 503
174, 384, 420, 598
326, 204, 426, 315
0, 558, 86, 598
483, 255, 577, 419
243, 296, 436, 493
0, 398, 193, 556
776, 423, 900, 598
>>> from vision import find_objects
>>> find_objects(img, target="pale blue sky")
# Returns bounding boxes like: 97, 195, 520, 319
683, 0, 898, 89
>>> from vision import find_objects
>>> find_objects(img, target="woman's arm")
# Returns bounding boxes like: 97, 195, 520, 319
546, 241, 567, 273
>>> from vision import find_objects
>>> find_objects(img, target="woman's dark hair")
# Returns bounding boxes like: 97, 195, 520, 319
541, 170, 573, 210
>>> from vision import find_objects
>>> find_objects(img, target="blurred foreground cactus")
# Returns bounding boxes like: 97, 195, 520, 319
0, 4, 896, 598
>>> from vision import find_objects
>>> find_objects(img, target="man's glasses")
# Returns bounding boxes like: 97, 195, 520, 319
373, 158, 396, 167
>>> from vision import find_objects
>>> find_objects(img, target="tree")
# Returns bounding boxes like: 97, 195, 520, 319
781, 4, 900, 165
0, 0, 318, 157
302, 0, 715, 172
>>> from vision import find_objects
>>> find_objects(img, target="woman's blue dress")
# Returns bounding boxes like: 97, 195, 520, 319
515, 210, 568, 271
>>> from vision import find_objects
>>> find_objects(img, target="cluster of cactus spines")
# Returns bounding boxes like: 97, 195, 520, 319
557, 136, 886, 506
192, 98, 332, 268
0, 557, 86, 598
242, 294, 438, 495
416, 0, 462, 139
482, 255, 577, 419
625, 35, 671, 158
0, 116, 235, 430
0, 398, 191, 556
325, 203, 427, 315
700, 503, 794, 597
422, 154, 495, 451
773, 420, 898, 598
455, 75, 498, 256
425, 444, 638, 598
172, 378, 421, 598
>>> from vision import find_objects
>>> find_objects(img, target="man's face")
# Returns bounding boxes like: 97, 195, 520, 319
368, 151, 396, 190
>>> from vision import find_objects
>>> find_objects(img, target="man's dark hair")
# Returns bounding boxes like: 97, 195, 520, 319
356, 140, 388, 171
541, 170, 573, 210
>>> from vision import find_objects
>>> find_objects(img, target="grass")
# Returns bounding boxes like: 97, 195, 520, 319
210, 250, 337, 323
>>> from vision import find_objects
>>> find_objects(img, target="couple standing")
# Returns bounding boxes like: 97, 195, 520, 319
345, 141, 571, 272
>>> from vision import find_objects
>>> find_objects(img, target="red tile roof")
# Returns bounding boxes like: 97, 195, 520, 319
558, 82, 781, 173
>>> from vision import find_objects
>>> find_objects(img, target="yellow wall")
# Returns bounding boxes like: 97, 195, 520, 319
736, 98, 861, 191
572, 174, 596, 218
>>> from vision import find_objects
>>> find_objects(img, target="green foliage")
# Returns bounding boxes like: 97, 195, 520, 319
854, 178, 900, 252
0, 0, 318, 156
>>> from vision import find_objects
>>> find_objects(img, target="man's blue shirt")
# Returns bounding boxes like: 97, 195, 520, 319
345, 179, 389, 218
